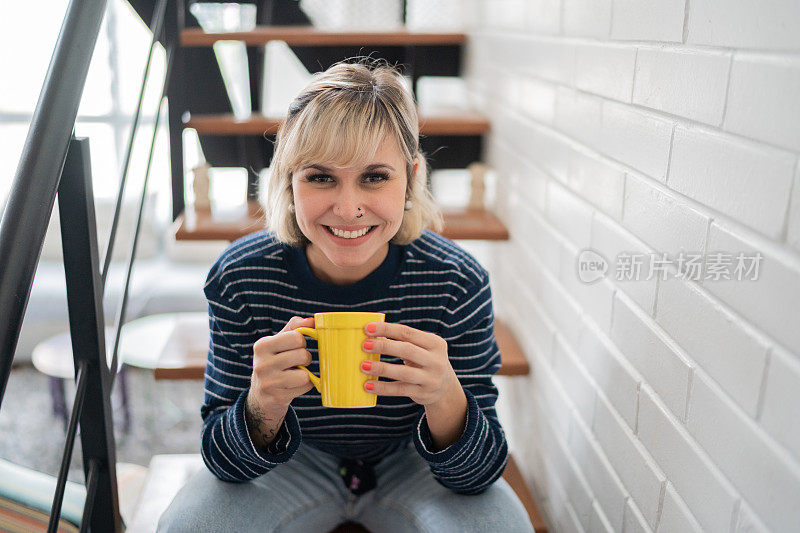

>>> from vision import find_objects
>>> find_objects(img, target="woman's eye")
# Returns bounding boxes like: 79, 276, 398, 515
364, 173, 390, 183
306, 173, 333, 183
305, 173, 389, 184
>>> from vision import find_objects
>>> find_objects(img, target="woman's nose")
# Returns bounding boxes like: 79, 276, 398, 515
333, 191, 364, 220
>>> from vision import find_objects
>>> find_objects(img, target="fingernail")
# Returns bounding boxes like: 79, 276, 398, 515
366, 323, 377, 334
363, 340, 374, 351
365, 382, 375, 391
361, 360, 372, 371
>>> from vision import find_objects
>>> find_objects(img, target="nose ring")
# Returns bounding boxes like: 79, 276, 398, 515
356, 207, 363, 218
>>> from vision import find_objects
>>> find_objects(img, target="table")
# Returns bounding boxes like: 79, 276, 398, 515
31, 328, 131, 431
31, 313, 211, 431
119, 312, 209, 380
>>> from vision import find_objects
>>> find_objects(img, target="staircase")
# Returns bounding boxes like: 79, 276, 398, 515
123, 1, 546, 531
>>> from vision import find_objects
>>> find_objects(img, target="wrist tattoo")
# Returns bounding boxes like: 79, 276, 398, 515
246, 401, 285, 446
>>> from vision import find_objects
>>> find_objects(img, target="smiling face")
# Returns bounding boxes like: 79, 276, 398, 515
291, 134, 418, 285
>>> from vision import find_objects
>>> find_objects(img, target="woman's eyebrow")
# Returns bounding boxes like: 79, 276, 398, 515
302, 163, 395, 172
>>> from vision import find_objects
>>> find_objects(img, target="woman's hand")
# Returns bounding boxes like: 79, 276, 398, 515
361, 321, 469, 450
245, 316, 315, 448
359, 321, 461, 408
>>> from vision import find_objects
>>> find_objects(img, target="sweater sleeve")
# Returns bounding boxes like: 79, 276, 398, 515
411, 267, 509, 494
199, 256, 303, 482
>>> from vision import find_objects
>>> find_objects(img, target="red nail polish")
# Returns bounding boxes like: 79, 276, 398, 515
361, 360, 372, 371
365, 382, 375, 391
363, 340, 374, 350
366, 323, 377, 334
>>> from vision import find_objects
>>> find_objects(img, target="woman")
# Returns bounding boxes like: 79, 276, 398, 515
159, 59, 534, 532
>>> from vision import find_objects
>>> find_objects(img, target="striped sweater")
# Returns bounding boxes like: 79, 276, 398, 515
200, 229, 508, 494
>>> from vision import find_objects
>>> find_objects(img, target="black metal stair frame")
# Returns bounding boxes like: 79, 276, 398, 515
0, 0, 173, 530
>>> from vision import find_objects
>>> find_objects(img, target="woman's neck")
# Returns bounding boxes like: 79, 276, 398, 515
305, 243, 389, 286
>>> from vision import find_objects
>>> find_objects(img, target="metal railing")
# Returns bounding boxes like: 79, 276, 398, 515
0, 0, 172, 529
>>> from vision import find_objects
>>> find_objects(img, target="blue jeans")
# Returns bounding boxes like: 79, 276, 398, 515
158, 441, 535, 532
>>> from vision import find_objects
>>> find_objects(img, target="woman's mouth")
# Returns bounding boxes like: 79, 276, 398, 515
324, 225, 377, 242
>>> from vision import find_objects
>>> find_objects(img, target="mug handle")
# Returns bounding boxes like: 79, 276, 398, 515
293, 326, 322, 393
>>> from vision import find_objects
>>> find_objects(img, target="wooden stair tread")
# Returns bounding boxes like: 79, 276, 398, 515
153, 316, 526, 380
438, 207, 509, 240
505, 455, 548, 533
184, 111, 490, 136
494, 320, 529, 376
174, 204, 508, 243
180, 25, 466, 47
129, 453, 546, 532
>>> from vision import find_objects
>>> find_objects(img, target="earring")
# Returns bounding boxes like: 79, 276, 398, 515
404, 199, 413, 211
288, 203, 295, 212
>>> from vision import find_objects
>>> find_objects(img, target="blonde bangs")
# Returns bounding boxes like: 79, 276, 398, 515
283, 94, 410, 172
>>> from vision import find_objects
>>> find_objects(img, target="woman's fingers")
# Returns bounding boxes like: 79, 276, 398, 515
360, 359, 425, 385
364, 321, 444, 352
362, 336, 426, 366
362, 379, 419, 399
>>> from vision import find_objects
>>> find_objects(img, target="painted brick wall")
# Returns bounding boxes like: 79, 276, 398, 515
463, 1, 800, 531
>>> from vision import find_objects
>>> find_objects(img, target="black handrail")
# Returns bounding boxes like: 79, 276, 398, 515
0, 0, 107, 407
0, 0, 175, 529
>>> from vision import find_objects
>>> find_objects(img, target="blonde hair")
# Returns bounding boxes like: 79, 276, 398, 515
265, 58, 444, 247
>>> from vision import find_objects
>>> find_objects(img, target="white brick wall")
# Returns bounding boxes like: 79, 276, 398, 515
610, 0, 686, 43
685, 0, 800, 50
668, 126, 795, 239
562, 0, 612, 38
469, 1, 800, 530
724, 55, 800, 152
574, 43, 636, 103
632, 48, 730, 126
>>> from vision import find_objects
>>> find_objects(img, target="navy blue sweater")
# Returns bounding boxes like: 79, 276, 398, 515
200, 229, 508, 494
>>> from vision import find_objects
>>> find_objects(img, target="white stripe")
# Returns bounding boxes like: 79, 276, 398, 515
449, 344, 496, 361
253, 293, 457, 315
450, 282, 489, 315
388, 281, 467, 295
204, 389, 231, 402
211, 352, 252, 368
226, 279, 299, 298
211, 425, 249, 478
223, 265, 289, 276
209, 299, 246, 314
298, 412, 418, 422
212, 328, 256, 337
292, 402, 416, 410
213, 314, 253, 327
300, 430, 413, 438
207, 361, 251, 380
219, 416, 260, 476
205, 373, 247, 392
401, 269, 471, 283
210, 341, 239, 354
449, 336, 492, 348
410, 240, 483, 281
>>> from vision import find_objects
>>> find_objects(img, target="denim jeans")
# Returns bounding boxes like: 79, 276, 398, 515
158, 440, 535, 532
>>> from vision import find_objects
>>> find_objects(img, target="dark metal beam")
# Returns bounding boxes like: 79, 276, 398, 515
59, 137, 122, 531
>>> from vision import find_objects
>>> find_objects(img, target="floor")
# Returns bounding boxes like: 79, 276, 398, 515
0, 364, 204, 483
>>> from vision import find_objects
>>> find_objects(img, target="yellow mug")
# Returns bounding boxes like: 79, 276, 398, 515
294, 312, 385, 408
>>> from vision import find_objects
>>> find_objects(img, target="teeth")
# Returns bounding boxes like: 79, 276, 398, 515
328, 226, 372, 239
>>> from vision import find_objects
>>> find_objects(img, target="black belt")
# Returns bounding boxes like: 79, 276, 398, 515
338, 458, 378, 496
